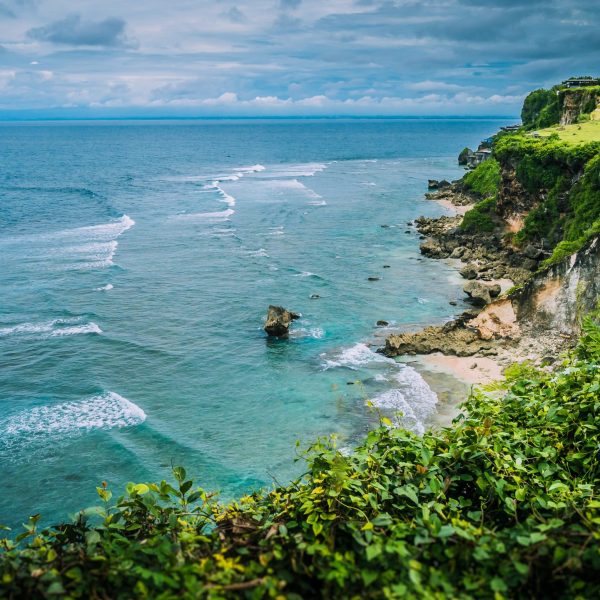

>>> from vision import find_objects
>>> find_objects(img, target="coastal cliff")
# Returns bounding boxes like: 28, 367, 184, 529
385, 83, 600, 369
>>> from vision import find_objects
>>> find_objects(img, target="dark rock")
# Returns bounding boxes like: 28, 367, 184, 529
522, 258, 538, 271
376, 320, 389, 327
449, 301, 458, 306
404, 230, 411, 234
380, 224, 391, 229
309, 294, 321, 299
524, 244, 543, 260
450, 246, 467, 259
264, 305, 300, 338
368, 276, 380, 281
428, 179, 451, 190
459, 264, 478, 280
488, 284, 502, 298
463, 281, 492, 306
383, 265, 391, 268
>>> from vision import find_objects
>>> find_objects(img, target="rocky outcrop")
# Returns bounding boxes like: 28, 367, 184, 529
463, 281, 492, 306
428, 179, 451, 190
264, 305, 300, 338
382, 312, 498, 358
559, 88, 600, 125
511, 235, 600, 335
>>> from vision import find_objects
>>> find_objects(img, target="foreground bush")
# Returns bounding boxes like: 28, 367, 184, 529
2, 320, 600, 599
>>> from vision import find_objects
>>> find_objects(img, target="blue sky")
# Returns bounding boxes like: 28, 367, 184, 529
0, 0, 599, 118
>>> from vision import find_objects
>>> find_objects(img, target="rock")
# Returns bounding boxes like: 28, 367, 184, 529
376, 320, 389, 327
382, 319, 496, 357
450, 246, 467, 259
404, 230, 411, 234
463, 281, 492, 306
459, 264, 478, 280
264, 305, 300, 338
368, 276, 380, 281
309, 294, 321, 299
383, 265, 391, 268
420, 240, 445, 258
380, 224, 391, 229
470, 363, 478, 369
524, 244, 543, 259
522, 258, 538, 271
458, 147, 472, 166
449, 301, 458, 306
347, 381, 355, 385
488, 284, 502, 298
428, 179, 451, 190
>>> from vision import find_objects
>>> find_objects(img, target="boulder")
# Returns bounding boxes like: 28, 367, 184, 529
463, 281, 492, 306
524, 244, 543, 259
459, 264, 478, 280
450, 246, 467, 259
264, 305, 300, 338
428, 179, 451, 190
368, 276, 380, 281
488, 284, 502, 298
376, 320, 389, 327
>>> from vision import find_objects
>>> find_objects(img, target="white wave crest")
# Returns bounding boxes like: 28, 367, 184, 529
266, 163, 327, 178
1, 392, 146, 441
235, 164, 266, 174
371, 366, 438, 436
0, 318, 102, 338
173, 209, 234, 221
96, 284, 114, 291
290, 327, 325, 340
323, 342, 395, 370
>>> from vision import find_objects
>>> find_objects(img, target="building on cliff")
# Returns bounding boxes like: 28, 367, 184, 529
562, 77, 600, 88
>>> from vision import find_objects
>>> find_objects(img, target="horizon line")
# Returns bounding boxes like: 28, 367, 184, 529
0, 114, 520, 123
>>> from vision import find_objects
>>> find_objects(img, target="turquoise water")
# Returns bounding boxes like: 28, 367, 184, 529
0, 119, 507, 528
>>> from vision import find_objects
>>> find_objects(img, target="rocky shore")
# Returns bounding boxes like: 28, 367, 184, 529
380, 178, 596, 383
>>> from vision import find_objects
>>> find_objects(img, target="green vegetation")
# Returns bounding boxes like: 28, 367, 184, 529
536, 120, 600, 145
493, 134, 600, 250
460, 196, 497, 233
461, 158, 501, 198
458, 147, 471, 165
521, 84, 600, 131
521, 88, 561, 129
459, 159, 501, 234
2, 320, 600, 599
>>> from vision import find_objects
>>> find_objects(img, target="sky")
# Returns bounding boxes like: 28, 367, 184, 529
0, 0, 599, 118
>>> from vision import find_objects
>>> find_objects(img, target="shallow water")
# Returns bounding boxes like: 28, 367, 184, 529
0, 118, 508, 528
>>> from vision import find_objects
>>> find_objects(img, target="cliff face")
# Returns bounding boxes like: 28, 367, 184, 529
559, 88, 600, 125
512, 235, 599, 334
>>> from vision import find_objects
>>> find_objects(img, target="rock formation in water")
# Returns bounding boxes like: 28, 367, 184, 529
264, 305, 300, 338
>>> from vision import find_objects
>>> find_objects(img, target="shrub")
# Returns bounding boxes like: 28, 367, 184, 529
461, 196, 497, 233
462, 158, 501, 198
3, 320, 600, 599
521, 88, 560, 129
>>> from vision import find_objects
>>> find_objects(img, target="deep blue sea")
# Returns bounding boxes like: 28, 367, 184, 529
0, 118, 509, 528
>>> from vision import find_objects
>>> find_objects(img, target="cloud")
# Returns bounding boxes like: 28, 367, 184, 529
280, 0, 302, 9
27, 14, 134, 48
0, 0, 598, 116
221, 6, 247, 24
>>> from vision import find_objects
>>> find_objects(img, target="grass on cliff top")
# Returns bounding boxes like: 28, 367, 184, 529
2, 319, 600, 599
534, 119, 600, 144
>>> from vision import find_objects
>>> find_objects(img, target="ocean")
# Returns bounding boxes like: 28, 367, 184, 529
0, 118, 509, 528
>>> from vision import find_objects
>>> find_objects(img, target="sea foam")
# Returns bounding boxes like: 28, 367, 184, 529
0, 318, 102, 339
322, 342, 395, 370
1, 392, 146, 442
